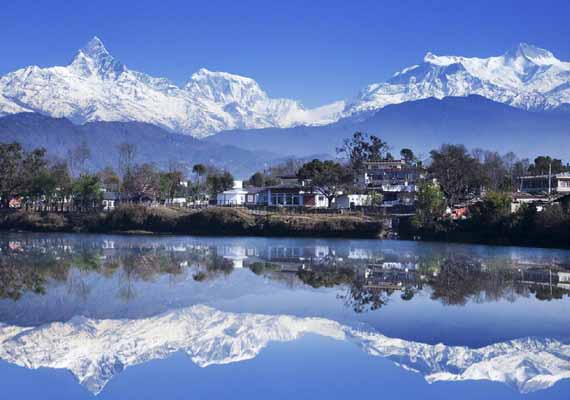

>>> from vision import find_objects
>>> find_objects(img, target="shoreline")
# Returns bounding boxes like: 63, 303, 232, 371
0, 206, 386, 239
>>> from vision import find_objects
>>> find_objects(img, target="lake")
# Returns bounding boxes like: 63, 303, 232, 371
0, 232, 569, 399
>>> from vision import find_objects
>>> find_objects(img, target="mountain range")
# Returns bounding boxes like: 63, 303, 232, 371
0, 37, 343, 138
1, 38, 569, 139
1, 305, 568, 395
0, 38, 569, 170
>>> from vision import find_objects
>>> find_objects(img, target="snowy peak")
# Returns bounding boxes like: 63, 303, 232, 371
185, 68, 267, 104
504, 43, 560, 66
0, 37, 341, 136
80, 36, 111, 60
70, 36, 125, 78
347, 43, 570, 114
1, 39, 569, 136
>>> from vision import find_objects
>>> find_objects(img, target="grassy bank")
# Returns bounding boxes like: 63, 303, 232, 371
0, 205, 385, 238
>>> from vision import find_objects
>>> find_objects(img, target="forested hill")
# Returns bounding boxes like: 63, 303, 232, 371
0, 113, 275, 177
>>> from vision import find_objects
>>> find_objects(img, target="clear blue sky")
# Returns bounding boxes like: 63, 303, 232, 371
2, 0, 569, 107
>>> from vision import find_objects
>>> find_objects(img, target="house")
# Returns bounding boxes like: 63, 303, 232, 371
102, 192, 120, 211
510, 192, 551, 213
216, 181, 248, 206
245, 187, 264, 205
520, 172, 570, 195
165, 197, 187, 206
332, 194, 370, 209
359, 160, 424, 208
251, 184, 329, 208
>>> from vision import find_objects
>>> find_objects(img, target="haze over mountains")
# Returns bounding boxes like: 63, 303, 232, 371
208, 95, 570, 159
0, 37, 569, 171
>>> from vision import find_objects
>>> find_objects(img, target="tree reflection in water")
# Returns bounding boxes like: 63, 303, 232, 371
0, 236, 569, 312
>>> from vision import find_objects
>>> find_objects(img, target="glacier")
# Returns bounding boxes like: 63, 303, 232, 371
0, 305, 569, 395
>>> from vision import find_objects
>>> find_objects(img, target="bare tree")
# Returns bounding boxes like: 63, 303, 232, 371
117, 142, 137, 178
67, 141, 91, 176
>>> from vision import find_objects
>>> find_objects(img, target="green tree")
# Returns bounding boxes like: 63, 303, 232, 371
159, 170, 184, 202
28, 169, 57, 205
72, 174, 102, 210
412, 181, 446, 228
470, 191, 511, 225
297, 159, 353, 207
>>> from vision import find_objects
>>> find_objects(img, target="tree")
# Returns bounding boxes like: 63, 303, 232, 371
192, 164, 207, 180
0, 143, 48, 207
49, 162, 72, 211
412, 181, 446, 228
400, 148, 415, 165
67, 141, 91, 176
248, 172, 266, 187
337, 132, 390, 174
117, 142, 137, 178
429, 144, 482, 205
97, 167, 121, 191
122, 163, 161, 201
159, 170, 184, 202
266, 159, 303, 177
297, 159, 353, 207
470, 191, 512, 226
71, 174, 102, 210
528, 156, 569, 175
28, 169, 57, 206
206, 171, 234, 196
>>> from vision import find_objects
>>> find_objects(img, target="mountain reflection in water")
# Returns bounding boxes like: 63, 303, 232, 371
0, 233, 569, 397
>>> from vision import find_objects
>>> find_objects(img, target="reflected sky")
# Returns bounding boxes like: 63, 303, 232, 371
0, 233, 569, 399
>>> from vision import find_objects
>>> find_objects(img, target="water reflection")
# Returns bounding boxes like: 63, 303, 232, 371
1, 235, 569, 310
0, 305, 569, 395
0, 233, 569, 397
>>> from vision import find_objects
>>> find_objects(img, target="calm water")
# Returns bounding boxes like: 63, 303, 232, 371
0, 233, 569, 399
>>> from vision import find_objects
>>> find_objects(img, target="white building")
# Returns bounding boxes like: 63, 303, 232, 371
520, 172, 570, 194
216, 181, 248, 206
332, 194, 370, 209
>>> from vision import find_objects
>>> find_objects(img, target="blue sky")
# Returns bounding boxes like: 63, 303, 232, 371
2, 0, 569, 107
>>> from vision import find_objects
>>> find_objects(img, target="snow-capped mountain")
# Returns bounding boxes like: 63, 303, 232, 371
345, 43, 570, 114
1, 39, 568, 138
0, 37, 343, 137
0, 305, 568, 395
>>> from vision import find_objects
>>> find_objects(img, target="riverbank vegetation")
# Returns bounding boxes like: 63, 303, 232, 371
0, 205, 384, 238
